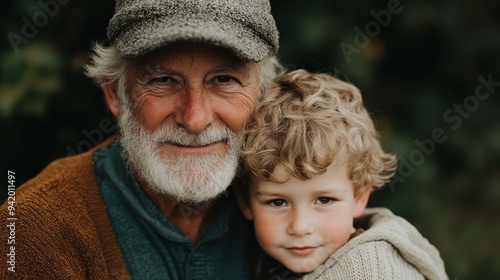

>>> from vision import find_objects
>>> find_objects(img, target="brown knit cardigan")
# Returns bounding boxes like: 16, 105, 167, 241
0, 137, 130, 279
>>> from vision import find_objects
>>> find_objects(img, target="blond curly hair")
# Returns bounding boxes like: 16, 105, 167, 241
241, 69, 397, 197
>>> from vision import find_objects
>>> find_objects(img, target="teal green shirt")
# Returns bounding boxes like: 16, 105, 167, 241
94, 141, 254, 279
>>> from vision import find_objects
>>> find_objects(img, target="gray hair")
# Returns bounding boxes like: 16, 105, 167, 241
84, 43, 282, 104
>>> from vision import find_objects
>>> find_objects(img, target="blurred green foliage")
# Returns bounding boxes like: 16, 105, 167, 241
1, 43, 62, 117
1, 0, 499, 279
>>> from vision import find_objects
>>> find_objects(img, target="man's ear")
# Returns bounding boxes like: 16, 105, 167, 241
235, 191, 254, 220
353, 186, 372, 218
103, 78, 121, 118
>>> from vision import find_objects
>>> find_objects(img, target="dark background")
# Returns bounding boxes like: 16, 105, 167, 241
1, 0, 499, 279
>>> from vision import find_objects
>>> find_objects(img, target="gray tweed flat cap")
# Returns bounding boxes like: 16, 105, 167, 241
107, 0, 279, 62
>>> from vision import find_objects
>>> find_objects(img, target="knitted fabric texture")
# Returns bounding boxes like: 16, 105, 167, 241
302, 208, 449, 280
107, 0, 279, 61
0, 137, 129, 279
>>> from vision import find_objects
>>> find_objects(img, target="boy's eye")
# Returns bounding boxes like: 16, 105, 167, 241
316, 197, 333, 205
269, 199, 287, 207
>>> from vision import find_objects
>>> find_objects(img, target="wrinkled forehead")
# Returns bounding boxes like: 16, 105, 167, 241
128, 42, 258, 75
135, 43, 240, 66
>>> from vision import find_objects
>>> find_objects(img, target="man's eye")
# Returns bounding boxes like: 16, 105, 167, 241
215, 76, 233, 83
150, 76, 172, 83
316, 197, 333, 205
269, 199, 287, 207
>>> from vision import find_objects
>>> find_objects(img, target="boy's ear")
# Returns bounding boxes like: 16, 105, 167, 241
103, 78, 121, 118
235, 192, 254, 220
353, 186, 372, 218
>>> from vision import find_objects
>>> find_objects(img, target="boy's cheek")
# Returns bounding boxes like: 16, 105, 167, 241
253, 213, 283, 243
254, 221, 281, 249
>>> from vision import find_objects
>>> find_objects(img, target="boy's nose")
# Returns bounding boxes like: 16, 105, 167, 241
287, 209, 315, 236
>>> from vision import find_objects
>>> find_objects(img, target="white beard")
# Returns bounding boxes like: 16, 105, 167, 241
118, 103, 242, 203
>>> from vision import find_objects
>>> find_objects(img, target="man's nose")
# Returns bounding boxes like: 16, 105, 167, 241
287, 208, 315, 237
175, 88, 214, 133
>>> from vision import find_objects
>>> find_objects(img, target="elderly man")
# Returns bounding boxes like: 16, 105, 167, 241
0, 0, 280, 279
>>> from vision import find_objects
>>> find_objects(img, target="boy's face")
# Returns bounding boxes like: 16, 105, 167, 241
239, 164, 370, 273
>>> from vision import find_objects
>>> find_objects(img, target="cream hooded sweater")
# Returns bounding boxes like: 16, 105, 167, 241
302, 208, 448, 280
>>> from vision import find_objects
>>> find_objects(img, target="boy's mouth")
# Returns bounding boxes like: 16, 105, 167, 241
287, 246, 317, 256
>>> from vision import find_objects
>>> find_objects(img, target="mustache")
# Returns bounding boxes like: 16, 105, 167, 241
151, 124, 239, 146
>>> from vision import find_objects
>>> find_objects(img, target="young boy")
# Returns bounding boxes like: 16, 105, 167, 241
237, 69, 448, 279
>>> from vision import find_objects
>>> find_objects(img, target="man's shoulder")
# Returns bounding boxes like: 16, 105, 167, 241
16, 149, 98, 205
0, 137, 125, 278
3, 136, 118, 215
16, 138, 118, 203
